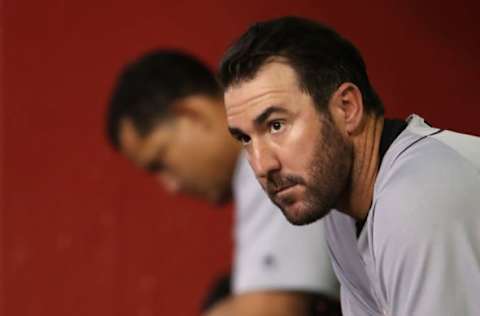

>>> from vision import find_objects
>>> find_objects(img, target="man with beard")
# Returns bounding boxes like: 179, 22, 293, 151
105, 50, 340, 316
220, 16, 480, 316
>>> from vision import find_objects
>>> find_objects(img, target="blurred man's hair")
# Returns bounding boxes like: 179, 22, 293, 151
219, 16, 384, 115
106, 50, 221, 150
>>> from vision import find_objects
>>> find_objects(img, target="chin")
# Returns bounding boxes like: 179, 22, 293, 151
280, 200, 331, 226
277, 202, 315, 225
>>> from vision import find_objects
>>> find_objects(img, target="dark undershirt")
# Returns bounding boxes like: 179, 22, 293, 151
355, 118, 407, 237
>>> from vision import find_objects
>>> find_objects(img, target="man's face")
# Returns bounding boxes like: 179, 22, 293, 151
224, 61, 352, 225
118, 97, 235, 203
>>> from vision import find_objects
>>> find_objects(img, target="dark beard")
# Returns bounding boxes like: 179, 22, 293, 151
267, 114, 352, 225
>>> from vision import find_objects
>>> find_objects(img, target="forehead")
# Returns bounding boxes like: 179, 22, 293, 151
224, 61, 301, 116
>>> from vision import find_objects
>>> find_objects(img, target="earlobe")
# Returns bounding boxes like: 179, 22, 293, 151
336, 83, 364, 135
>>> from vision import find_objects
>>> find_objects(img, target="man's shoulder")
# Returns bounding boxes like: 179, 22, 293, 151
376, 123, 478, 204
371, 128, 480, 245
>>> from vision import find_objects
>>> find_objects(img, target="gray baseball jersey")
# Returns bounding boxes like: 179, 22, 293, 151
325, 114, 480, 315
232, 152, 339, 298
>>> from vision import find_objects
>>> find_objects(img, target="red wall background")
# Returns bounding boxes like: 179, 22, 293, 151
2, 0, 479, 315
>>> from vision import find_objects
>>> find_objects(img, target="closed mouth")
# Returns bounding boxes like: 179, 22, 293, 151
273, 184, 297, 195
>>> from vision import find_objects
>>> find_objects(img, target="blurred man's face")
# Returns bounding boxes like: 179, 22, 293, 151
224, 61, 352, 224
118, 97, 236, 203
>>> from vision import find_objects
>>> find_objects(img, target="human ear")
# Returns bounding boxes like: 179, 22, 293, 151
329, 82, 364, 135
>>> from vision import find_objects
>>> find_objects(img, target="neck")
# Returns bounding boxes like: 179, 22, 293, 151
343, 115, 384, 221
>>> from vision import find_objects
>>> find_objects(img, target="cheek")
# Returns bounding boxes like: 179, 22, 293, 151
168, 146, 215, 191
163, 145, 195, 184
277, 121, 319, 171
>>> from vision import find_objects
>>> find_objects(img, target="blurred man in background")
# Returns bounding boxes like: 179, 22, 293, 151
105, 50, 340, 316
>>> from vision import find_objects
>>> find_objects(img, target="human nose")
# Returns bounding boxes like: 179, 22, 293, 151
155, 172, 181, 194
249, 140, 280, 179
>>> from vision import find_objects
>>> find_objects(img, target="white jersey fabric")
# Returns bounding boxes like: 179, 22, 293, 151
325, 114, 480, 316
232, 152, 339, 298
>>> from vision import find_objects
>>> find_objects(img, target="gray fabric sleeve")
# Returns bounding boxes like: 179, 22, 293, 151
233, 197, 339, 298
373, 143, 480, 316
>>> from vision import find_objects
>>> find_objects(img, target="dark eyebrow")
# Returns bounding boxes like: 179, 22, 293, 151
145, 160, 164, 173
254, 106, 288, 126
227, 106, 288, 140
228, 127, 247, 139
141, 146, 165, 173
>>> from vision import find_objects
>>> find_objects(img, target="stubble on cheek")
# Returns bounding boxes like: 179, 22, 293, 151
279, 117, 353, 225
